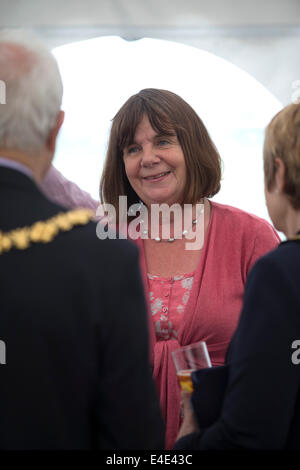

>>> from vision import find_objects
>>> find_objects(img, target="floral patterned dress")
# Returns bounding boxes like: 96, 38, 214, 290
147, 272, 195, 341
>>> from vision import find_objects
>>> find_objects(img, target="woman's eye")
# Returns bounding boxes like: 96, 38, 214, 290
157, 139, 169, 146
126, 146, 139, 155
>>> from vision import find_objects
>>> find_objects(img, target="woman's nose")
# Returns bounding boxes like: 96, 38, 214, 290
140, 146, 160, 167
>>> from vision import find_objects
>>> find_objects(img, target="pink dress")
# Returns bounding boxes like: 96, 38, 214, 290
41, 166, 280, 449
134, 202, 280, 449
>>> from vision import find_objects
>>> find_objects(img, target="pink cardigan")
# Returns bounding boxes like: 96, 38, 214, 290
41, 166, 280, 449
133, 202, 279, 449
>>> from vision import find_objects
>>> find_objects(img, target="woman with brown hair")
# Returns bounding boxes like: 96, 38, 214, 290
41, 89, 279, 448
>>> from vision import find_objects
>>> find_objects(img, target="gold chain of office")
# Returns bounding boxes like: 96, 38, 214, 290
0, 208, 94, 255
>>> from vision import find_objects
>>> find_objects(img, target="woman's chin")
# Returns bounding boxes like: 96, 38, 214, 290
147, 199, 178, 208
142, 192, 180, 207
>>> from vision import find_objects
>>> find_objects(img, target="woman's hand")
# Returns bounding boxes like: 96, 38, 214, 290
176, 391, 199, 441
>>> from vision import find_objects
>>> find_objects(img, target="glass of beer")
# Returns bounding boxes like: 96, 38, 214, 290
171, 341, 212, 392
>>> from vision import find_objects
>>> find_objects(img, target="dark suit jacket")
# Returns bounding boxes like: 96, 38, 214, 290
175, 237, 300, 450
0, 166, 164, 450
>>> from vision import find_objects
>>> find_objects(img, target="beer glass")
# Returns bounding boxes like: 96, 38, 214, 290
171, 341, 212, 392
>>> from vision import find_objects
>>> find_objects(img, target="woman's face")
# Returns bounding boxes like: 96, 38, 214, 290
123, 115, 187, 207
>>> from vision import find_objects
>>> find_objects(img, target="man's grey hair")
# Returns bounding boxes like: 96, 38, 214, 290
0, 29, 63, 151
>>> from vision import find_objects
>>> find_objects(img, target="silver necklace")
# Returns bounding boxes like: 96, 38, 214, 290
149, 217, 198, 242
140, 202, 204, 243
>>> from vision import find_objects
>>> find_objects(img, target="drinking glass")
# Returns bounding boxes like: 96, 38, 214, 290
171, 341, 212, 392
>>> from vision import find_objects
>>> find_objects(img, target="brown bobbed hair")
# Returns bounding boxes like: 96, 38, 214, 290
100, 88, 222, 217
264, 102, 300, 210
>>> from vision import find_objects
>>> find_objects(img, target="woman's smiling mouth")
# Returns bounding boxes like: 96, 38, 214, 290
143, 171, 171, 181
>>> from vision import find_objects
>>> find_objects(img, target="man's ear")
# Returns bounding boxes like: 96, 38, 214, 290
274, 158, 286, 193
46, 110, 65, 153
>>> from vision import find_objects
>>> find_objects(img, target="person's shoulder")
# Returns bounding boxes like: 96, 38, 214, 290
248, 239, 300, 282
27, 206, 138, 262
59, 218, 139, 263
41, 198, 71, 215
33, 184, 75, 215
263, 238, 300, 268
211, 201, 270, 228
210, 201, 278, 237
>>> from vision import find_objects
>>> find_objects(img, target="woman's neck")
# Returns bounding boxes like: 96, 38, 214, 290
144, 199, 206, 241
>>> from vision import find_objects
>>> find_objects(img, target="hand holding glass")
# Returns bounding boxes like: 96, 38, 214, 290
171, 341, 212, 392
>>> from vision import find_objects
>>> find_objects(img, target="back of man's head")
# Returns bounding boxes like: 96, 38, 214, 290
0, 29, 63, 153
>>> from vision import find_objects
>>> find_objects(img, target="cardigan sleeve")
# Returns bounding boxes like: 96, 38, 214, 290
246, 220, 280, 274
40, 165, 99, 212
174, 254, 300, 450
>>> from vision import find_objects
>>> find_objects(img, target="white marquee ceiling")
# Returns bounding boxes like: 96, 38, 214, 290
1, 0, 300, 31
0, 0, 299, 104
